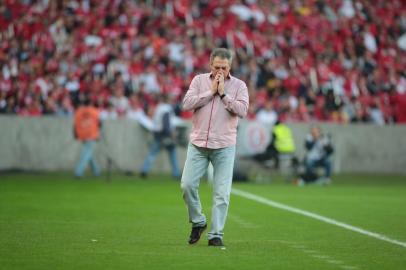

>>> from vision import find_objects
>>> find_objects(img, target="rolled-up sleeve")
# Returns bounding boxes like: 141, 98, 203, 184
221, 83, 249, 118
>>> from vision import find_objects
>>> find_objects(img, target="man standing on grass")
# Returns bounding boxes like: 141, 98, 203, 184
181, 48, 249, 247
73, 97, 101, 178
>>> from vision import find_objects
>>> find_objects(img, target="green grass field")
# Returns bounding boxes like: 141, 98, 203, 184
1, 172, 405, 270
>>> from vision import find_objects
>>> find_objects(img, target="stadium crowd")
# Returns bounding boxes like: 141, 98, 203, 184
1, 0, 406, 124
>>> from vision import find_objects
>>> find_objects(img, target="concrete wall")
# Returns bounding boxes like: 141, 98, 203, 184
287, 123, 406, 174
0, 116, 187, 173
1, 116, 406, 174
235, 121, 406, 175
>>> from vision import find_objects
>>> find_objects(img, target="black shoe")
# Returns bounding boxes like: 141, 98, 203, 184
208, 237, 224, 247
188, 224, 207, 244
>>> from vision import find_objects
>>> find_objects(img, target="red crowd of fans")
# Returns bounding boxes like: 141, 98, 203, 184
1, 0, 406, 124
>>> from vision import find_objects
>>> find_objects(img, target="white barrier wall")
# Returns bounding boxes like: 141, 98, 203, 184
1, 116, 406, 174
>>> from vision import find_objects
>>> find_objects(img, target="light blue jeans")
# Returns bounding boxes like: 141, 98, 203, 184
141, 139, 181, 178
181, 143, 236, 240
74, 140, 100, 177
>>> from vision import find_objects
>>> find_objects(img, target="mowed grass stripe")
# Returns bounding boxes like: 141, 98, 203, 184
1, 173, 406, 270
232, 188, 406, 248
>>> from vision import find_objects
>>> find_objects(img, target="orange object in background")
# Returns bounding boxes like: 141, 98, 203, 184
74, 106, 100, 141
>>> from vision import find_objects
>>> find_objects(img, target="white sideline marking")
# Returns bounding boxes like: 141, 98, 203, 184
232, 188, 406, 248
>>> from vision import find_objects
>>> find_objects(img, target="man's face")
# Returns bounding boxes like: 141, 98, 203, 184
210, 57, 231, 77
311, 127, 320, 138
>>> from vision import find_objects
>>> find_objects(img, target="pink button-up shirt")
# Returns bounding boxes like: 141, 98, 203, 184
183, 73, 249, 149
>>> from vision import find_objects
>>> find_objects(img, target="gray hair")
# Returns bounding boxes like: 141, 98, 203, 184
210, 48, 233, 64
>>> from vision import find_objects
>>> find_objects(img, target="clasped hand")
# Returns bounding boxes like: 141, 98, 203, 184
211, 73, 225, 96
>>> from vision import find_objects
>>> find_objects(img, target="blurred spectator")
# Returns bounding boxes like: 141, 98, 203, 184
0, 0, 405, 125
297, 125, 334, 186
73, 97, 101, 178
140, 94, 181, 179
42, 96, 58, 115
56, 95, 74, 117
368, 98, 385, 125
100, 101, 118, 121
126, 93, 154, 130
252, 119, 297, 180
0, 91, 7, 113
19, 95, 43, 117
256, 99, 278, 125
109, 85, 129, 116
